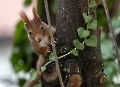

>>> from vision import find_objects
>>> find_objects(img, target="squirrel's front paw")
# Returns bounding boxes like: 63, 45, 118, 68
54, 39, 58, 44
47, 47, 51, 53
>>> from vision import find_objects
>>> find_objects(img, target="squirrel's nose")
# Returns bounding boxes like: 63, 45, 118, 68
35, 37, 41, 42
38, 39, 41, 42
35, 34, 42, 42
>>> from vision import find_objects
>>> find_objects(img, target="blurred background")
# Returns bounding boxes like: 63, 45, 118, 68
0, 0, 120, 87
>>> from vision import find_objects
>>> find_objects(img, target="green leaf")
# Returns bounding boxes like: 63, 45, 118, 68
77, 27, 90, 38
85, 35, 97, 47
34, 81, 42, 87
87, 20, 97, 30
24, 0, 32, 6
84, 30, 90, 37
73, 39, 85, 50
41, 66, 46, 72
49, 52, 55, 61
89, 0, 96, 8
30, 68, 37, 81
77, 27, 84, 33
72, 49, 79, 56
82, 12, 93, 23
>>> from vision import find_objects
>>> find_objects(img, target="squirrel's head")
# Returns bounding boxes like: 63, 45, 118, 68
19, 6, 50, 47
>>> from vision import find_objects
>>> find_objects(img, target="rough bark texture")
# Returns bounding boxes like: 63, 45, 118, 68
42, 0, 106, 87
56, 0, 87, 51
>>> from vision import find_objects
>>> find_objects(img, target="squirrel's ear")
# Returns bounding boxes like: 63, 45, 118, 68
19, 11, 29, 24
32, 6, 42, 23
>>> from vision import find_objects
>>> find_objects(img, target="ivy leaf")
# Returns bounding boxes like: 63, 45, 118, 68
89, 0, 96, 8
80, 30, 90, 38
77, 27, 90, 38
30, 68, 37, 81
49, 52, 55, 61
87, 20, 97, 30
34, 81, 42, 87
72, 49, 79, 56
77, 27, 84, 33
85, 35, 97, 47
73, 39, 85, 50
82, 12, 93, 23
41, 66, 46, 72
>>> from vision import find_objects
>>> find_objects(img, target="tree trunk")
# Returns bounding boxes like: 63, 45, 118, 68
42, 0, 106, 87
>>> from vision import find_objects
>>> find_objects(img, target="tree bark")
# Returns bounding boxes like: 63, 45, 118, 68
42, 0, 106, 87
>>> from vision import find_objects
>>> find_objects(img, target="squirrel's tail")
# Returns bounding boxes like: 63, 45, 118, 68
25, 54, 45, 87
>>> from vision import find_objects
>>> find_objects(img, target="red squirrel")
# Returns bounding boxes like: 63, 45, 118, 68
19, 6, 56, 87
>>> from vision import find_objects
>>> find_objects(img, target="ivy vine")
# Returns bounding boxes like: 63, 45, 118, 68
72, 0, 97, 56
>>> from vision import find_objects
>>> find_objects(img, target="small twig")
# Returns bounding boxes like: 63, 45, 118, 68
43, 0, 64, 87
102, 0, 120, 71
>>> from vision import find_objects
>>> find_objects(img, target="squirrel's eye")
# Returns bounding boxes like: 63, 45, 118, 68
29, 31, 32, 34
41, 27, 43, 30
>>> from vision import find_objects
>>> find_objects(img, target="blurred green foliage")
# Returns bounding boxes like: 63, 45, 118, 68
10, 0, 120, 86
112, 11, 120, 30
24, 0, 32, 6
98, 1, 120, 86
